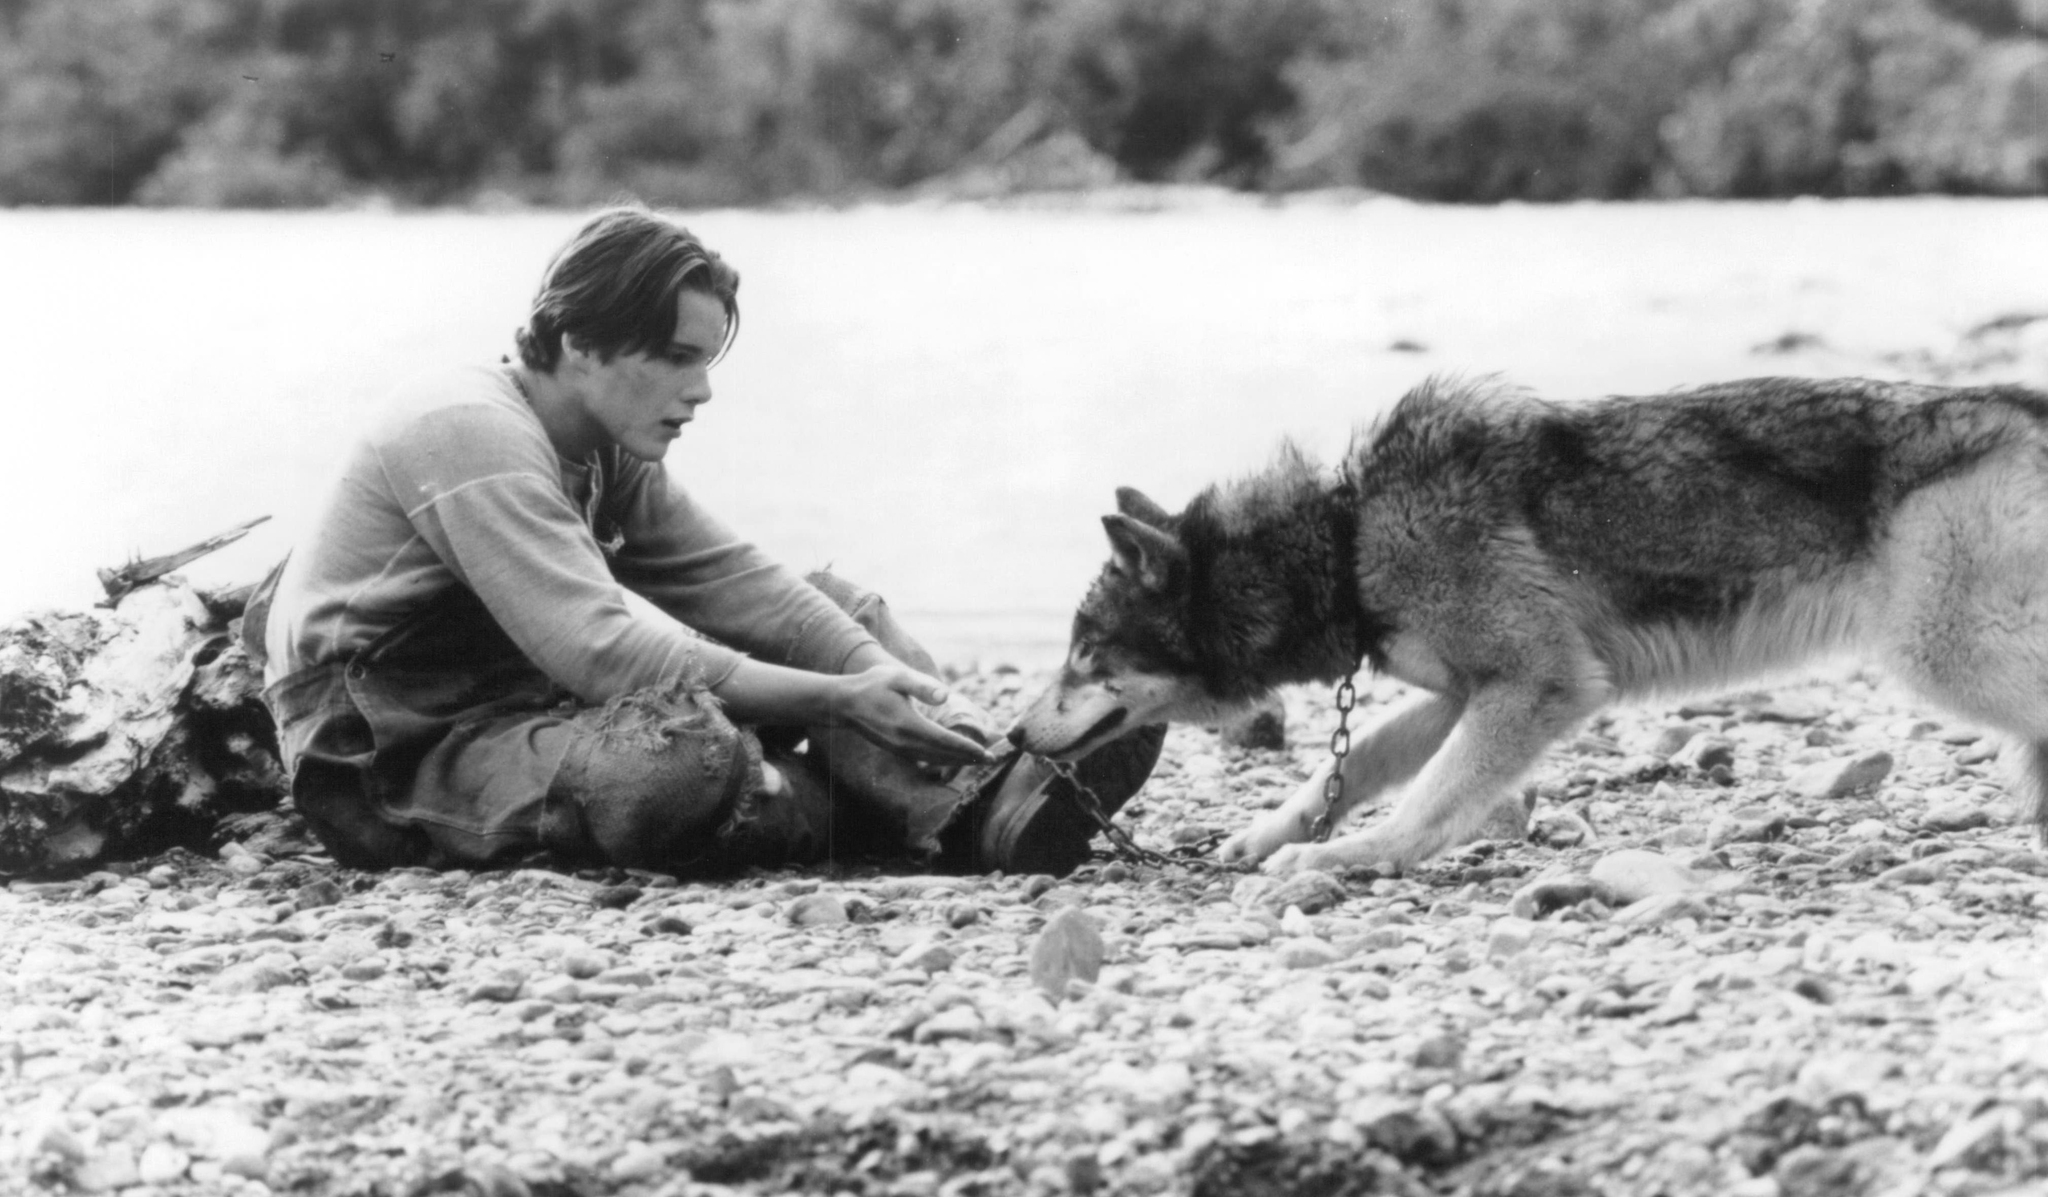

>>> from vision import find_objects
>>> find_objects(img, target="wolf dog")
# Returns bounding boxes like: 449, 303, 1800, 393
1010, 376, 2048, 876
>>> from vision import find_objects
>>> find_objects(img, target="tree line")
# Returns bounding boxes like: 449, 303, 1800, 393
2, 0, 2044, 208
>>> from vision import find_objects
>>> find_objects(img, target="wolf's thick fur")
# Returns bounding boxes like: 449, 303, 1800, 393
1012, 376, 2048, 875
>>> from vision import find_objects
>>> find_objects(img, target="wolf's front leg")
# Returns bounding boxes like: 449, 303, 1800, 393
1221, 691, 1463, 866
1264, 677, 1604, 875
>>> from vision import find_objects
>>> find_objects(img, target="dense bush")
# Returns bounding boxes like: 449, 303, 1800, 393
0, 0, 2043, 206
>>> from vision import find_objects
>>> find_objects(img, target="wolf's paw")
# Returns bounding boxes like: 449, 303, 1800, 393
1261, 841, 1333, 876
1218, 812, 1301, 865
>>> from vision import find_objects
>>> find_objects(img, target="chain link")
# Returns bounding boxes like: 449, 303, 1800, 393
1308, 670, 1360, 842
1043, 757, 1239, 873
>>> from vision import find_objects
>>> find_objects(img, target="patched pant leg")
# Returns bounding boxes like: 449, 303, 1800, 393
545, 681, 845, 874
399, 679, 831, 874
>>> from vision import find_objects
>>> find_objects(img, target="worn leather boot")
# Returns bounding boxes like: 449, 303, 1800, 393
938, 723, 1167, 877
806, 724, 982, 860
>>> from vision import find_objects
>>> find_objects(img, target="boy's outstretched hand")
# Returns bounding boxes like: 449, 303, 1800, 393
832, 665, 1000, 766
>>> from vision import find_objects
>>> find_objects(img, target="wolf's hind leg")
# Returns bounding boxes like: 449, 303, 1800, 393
2011, 741, 2048, 847
1266, 674, 1607, 875
1220, 692, 1463, 866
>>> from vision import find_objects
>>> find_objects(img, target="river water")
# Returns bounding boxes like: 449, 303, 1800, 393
4, 196, 2045, 666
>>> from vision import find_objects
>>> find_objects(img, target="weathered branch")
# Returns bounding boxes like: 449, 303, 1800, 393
97, 515, 271, 607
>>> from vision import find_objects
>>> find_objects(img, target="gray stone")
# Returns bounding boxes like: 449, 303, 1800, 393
1612, 893, 1712, 925
1275, 938, 1341, 969
1259, 869, 1348, 915
137, 1142, 189, 1185
912, 1005, 985, 1043
1651, 723, 1707, 757
1590, 849, 1703, 905
1920, 800, 1993, 833
466, 971, 526, 1002
1508, 875, 1613, 920
893, 939, 956, 975
788, 893, 850, 927
1486, 917, 1536, 958
1670, 736, 1736, 772
1790, 750, 1893, 800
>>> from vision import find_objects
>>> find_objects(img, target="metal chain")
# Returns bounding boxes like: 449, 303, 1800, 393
1308, 670, 1360, 842
1043, 757, 1239, 873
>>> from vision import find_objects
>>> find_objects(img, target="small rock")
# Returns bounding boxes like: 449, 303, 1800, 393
1590, 849, 1702, 905
1789, 975, 1834, 1005
1275, 938, 1341, 969
467, 971, 526, 1002
339, 956, 387, 982
1508, 875, 1612, 920
1411, 1031, 1464, 1070
1670, 736, 1736, 772
1747, 695, 1826, 723
1259, 869, 1348, 915
1926, 1106, 2014, 1171
592, 884, 644, 910
35, 1122, 86, 1165
1651, 723, 1706, 757
1828, 841, 1900, 873
645, 914, 692, 936
293, 879, 344, 911
185, 1017, 262, 1048
1710, 814, 1786, 847
562, 949, 613, 979
1486, 917, 1536, 958
1529, 805, 1595, 848
137, 1142, 190, 1185
610, 1141, 667, 1182
1876, 861, 1941, 886
788, 893, 849, 927
1920, 801, 1993, 833
912, 1005, 985, 1043
75, 1080, 139, 1114
894, 939, 956, 975
1030, 907, 1104, 1001
527, 975, 579, 1003
1349, 1098, 1460, 1167
1790, 751, 1892, 801
1612, 893, 1711, 926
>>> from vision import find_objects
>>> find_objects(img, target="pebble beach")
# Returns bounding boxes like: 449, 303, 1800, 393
9, 663, 2048, 1197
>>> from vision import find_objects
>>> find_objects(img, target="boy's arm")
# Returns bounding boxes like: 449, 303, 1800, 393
610, 463, 881, 673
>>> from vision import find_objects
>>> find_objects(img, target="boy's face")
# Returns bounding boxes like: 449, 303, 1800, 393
564, 289, 725, 462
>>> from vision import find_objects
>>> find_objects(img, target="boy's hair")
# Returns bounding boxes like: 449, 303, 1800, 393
515, 206, 740, 373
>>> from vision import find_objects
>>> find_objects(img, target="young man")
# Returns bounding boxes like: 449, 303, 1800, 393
248, 206, 1161, 877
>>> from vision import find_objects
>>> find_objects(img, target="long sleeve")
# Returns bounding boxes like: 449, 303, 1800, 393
372, 402, 736, 702
606, 456, 881, 676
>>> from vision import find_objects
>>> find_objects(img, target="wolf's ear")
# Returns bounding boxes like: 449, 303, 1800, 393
1102, 513, 1184, 592
1114, 487, 1173, 528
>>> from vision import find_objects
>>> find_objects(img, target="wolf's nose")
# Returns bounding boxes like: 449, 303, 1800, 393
1006, 726, 1026, 747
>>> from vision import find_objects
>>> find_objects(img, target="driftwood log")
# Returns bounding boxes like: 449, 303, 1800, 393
1, 548, 284, 876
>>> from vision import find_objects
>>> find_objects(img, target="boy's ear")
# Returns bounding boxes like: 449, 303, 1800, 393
1102, 513, 1184, 592
1114, 486, 1172, 528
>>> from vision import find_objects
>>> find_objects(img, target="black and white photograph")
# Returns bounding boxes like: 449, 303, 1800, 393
4, 2, 2048, 1194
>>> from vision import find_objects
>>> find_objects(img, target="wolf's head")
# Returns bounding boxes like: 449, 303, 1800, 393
1009, 486, 1260, 759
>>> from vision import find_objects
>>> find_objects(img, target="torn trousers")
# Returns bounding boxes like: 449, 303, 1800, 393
256, 570, 969, 874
